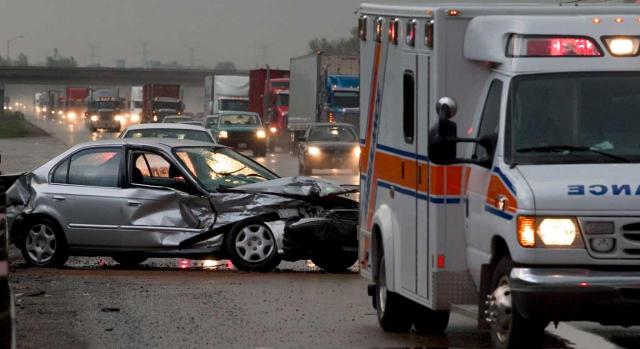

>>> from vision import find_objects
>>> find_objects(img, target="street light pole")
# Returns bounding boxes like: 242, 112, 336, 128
6, 35, 24, 63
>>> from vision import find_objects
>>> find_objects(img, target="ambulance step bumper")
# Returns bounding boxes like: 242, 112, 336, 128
510, 268, 640, 325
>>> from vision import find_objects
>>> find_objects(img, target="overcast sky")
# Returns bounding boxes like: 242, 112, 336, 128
0, 0, 369, 69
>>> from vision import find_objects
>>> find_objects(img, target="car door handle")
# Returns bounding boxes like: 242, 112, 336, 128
52, 195, 65, 201
127, 200, 141, 207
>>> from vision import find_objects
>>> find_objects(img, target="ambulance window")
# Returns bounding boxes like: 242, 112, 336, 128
474, 80, 503, 166
403, 71, 415, 143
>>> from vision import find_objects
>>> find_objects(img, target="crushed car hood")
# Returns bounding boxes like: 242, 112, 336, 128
233, 176, 355, 198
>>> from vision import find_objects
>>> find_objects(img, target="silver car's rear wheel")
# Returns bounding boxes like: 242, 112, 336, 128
20, 217, 69, 268
234, 224, 275, 263
26, 224, 56, 264
226, 221, 281, 272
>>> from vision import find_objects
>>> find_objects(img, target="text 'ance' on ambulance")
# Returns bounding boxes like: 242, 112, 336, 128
357, 3, 640, 349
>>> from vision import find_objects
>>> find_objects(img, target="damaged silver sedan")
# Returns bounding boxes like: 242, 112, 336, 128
4, 139, 358, 272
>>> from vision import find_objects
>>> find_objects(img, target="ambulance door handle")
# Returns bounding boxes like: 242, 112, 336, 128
465, 198, 469, 218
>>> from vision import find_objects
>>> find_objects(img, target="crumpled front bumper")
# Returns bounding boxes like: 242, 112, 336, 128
510, 268, 640, 325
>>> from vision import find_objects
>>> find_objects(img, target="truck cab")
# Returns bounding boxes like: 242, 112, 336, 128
357, 4, 640, 349
324, 75, 359, 129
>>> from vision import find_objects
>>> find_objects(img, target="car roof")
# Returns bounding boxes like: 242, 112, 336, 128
308, 123, 354, 128
71, 138, 223, 151
123, 123, 207, 131
214, 111, 259, 117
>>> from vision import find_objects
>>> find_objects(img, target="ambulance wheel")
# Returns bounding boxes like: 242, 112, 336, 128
375, 249, 413, 333
414, 306, 450, 334
225, 220, 281, 272
489, 256, 546, 349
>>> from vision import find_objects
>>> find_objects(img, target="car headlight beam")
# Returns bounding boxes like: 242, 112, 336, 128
218, 130, 228, 139
256, 129, 266, 138
307, 146, 321, 156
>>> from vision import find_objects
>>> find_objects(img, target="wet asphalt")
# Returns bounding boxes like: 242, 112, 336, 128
3, 113, 640, 348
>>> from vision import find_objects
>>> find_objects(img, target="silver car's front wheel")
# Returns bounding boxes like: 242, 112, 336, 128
226, 221, 280, 272
20, 218, 68, 268
234, 224, 275, 263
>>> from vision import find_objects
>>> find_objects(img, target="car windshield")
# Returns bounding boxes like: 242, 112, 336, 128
125, 129, 212, 142
333, 92, 359, 108
174, 147, 276, 191
219, 99, 249, 111
219, 114, 259, 126
308, 125, 356, 142
271, 81, 289, 89
275, 93, 289, 107
508, 72, 640, 164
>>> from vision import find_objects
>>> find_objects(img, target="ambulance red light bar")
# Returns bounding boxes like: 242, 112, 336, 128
506, 34, 603, 58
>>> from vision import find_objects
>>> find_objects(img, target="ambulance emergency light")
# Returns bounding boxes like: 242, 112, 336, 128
506, 34, 603, 57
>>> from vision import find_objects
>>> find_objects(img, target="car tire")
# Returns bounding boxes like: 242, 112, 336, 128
225, 220, 281, 272
489, 256, 546, 349
311, 251, 357, 273
20, 217, 69, 268
112, 255, 147, 268
414, 306, 450, 334
375, 247, 413, 333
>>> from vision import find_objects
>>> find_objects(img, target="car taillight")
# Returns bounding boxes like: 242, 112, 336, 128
328, 111, 335, 123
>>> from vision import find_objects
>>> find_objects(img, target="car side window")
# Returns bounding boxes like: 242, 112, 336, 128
130, 151, 191, 192
474, 80, 503, 166
67, 148, 121, 187
51, 159, 69, 184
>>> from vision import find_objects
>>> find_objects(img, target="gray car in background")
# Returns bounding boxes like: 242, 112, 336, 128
5, 139, 358, 272
119, 123, 216, 143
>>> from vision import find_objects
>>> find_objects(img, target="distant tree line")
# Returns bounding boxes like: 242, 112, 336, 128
308, 27, 359, 55
0, 48, 77, 67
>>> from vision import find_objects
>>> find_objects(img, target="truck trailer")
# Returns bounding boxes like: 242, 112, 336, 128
288, 53, 359, 142
129, 86, 143, 123
249, 68, 290, 152
142, 84, 184, 123
357, 3, 640, 349
204, 75, 250, 115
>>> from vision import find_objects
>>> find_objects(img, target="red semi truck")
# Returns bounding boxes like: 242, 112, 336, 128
249, 68, 289, 152
142, 83, 184, 123
64, 87, 91, 122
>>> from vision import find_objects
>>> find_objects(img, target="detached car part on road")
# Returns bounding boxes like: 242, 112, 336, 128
4, 139, 358, 272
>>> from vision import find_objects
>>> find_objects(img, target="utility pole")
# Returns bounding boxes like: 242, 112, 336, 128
6, 35, 23, 63
185, 46, 195, 67
257, 44, 268, 68
139, 40, 150, 67
88, 43, 98, 66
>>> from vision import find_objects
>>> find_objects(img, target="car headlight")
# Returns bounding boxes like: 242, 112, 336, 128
218, 130, 228, 139
354, 146, 361, 157
517, 216, 583, 248
269, 126, 278, 133
130, 113, 141, 122
114, 115, 124, 122
256, 129, 266, 138
90, 115, 99, 122
67, 112, 77, 120
307, 146, 321, 156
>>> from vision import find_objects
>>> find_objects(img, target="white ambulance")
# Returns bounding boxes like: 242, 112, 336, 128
357, 3, 640, 348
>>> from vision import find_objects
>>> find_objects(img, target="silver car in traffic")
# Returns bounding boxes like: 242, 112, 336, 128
5, 139, 358, 272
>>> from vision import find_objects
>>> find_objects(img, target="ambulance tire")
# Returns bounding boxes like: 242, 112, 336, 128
413, 306, 450, 334
375, 250, 413, 333
489, 256, 546, 349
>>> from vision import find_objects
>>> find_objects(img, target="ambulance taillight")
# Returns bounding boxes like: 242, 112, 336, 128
507, 35, 602, 57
